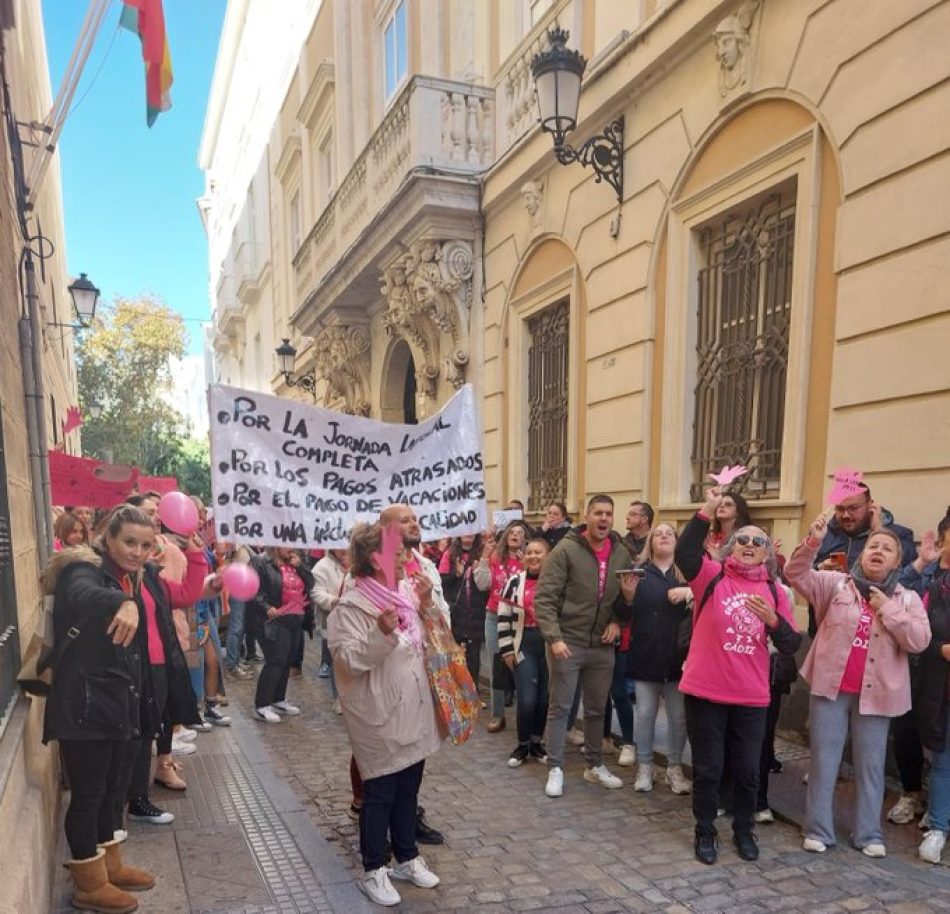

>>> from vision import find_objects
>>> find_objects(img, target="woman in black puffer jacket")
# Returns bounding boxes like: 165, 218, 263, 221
626, 522, 693, 795
43, 504, 207, 911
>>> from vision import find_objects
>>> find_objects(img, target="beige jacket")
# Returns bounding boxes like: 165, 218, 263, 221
328, 586, 442, 780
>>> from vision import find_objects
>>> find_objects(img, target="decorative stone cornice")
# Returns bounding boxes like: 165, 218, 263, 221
380, 239, 474, 398
312, 322, 371, 416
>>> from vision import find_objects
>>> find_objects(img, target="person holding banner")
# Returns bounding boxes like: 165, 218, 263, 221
328, 522, 443, 907
250, 548, 315, 723
43, 504, 208, 911
786, 512, 930, 859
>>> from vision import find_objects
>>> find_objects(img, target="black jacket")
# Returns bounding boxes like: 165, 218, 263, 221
249, 554, 316, 635
626, 562, 690, 683
42, 547, 201, 744
442, 552, 488, 642
916, 573, 950, 751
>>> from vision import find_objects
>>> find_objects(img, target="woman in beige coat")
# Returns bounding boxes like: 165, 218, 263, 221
328, 522, 443, 907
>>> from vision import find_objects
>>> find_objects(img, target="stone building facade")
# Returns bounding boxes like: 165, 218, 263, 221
0, 2, 82, 910
206, 0, 950, 551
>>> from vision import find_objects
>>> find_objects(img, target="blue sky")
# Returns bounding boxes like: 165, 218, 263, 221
42, 0, 226, 355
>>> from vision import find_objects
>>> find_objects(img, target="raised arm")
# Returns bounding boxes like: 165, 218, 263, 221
784, 513, 845, 624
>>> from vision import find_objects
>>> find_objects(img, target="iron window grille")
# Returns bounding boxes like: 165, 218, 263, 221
527, 299, 569, 513
690, 186, 796, 501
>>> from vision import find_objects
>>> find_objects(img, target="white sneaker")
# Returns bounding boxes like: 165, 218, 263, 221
545, 766, 564, 798
390, 855, 440, 888
802, 837, 827, 853
171, 737, 196, 756
665, 765, 692, 795
360, 867, 401, 906
617, 745, 636, 767
176, 727, 197, 742
918, 830, 947, 864
272, 700, 301, 716
861, 843, 886, 858
887, 792, 925, 824
566, 729, 585, 746
191, 720, 213, 732
633, 763, 654, 792
584, 765, 623, 789
255, 706, 281, 723
332, 698, 342, 715
754, 808, 775, 824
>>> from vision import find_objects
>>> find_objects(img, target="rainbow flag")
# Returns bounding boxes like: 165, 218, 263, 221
119, 0, 173, 127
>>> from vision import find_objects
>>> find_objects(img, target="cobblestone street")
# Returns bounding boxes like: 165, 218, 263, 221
52, 651, 950, 914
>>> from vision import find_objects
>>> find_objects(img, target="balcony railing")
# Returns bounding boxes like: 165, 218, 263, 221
292, 75, 494, 305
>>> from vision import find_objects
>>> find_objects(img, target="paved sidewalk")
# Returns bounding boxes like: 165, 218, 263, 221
52, 653, 950, 913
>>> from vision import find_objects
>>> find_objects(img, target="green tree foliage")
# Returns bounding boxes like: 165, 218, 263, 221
77, 297, 209, 500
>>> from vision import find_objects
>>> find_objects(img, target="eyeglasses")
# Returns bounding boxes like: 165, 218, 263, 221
735, 534, 767, 548
834, 501, 870, 516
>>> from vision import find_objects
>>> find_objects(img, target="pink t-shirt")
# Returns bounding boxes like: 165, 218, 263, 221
593, 539, 611, 600
141, 586, 166, 665
838, 599, 873, 694
523, 576, 539, 628
679, 555, 797, 707
487, 555, 524, 613
278, 564, 306, 616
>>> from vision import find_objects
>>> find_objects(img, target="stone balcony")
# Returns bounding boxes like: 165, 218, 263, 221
292, 74, 494, 309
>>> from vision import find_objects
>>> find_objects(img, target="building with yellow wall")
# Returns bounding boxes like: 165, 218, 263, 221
0, 2, 83, 909
207, 0, 950, 551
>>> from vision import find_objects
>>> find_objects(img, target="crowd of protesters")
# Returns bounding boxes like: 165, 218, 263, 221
41, 480, 950, 910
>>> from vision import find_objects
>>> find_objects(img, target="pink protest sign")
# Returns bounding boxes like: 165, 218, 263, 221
49, 452, 140, 509
709, 464, 748, 486
827, 468, 864, 505
373, 524, 404, 591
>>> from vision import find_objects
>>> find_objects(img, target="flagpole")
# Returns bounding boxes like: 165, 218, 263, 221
24, 0, 113, 211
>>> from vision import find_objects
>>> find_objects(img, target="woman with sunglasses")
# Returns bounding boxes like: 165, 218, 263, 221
786, 512, 930, 859
676, 488, 801, 865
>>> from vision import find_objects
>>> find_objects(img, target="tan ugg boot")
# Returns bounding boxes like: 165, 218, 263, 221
64, 850, 138, 913
100, 839, 156, 891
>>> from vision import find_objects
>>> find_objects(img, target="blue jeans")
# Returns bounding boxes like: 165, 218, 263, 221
225, 599, 246, 669
606, 649, 634, 744
634, 680, 687, 765
804, 692, 890, 849
927, 704, 950, 833
484, 612, 505, 718
513, 628, 548, 744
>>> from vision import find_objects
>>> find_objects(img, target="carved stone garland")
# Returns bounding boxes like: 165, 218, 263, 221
312, 324, 372, 416
380, 239, 474, 402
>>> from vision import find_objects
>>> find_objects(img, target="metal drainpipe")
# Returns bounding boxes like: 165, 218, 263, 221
19, 252, 52, 568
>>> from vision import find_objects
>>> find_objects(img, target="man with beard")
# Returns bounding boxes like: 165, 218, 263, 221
535, 494, 639, 798
623, 500, 654, 560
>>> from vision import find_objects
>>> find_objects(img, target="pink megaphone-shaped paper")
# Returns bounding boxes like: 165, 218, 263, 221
221, 563, 260, 601
826, 467, 864, 506
157, 491, 199, 537
373, 524, 404, 592
709, 464, 749, 486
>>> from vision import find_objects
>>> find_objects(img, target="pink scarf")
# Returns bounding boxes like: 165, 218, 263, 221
355, 575, 424, 654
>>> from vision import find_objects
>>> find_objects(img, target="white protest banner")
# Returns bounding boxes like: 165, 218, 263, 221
492, 509, 523, 531
208, 383, 487, 548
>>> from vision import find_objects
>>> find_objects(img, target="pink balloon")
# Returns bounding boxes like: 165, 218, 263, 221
157, 491, 199, 536
221, 563, 260, 601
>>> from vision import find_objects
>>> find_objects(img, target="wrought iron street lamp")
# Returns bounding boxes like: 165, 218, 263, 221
67, 272, 100, 327
531, 26, 624, 203
48, 271, 101, 330
87, 401, 103, 420
275, 337, 318, 401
